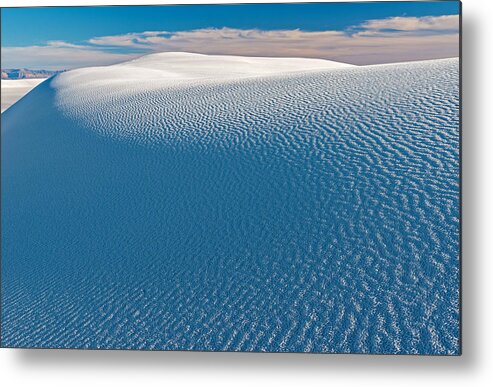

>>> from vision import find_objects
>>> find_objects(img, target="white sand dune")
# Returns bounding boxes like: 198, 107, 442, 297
2, 52, 352, 114
1, 53, 459, 354
1, 78, 47, 112
60, 51, 354, 83
45, 52, 354, 145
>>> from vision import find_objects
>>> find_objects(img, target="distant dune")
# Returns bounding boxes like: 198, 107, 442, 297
1, 53, 459, 354
1, 68, 61, 79
1, 79, 47, 112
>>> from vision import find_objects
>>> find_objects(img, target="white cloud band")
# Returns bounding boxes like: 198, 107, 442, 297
1, 14, 459, 70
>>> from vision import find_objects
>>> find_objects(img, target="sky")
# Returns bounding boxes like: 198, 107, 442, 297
1, 2, 460, 70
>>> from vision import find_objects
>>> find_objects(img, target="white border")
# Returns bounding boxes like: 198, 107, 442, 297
1, 1, 493, 387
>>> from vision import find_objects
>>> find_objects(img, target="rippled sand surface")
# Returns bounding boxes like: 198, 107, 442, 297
1, 54, 459, 354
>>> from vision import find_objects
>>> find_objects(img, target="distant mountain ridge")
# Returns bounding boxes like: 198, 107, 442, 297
1, 68, 62, 80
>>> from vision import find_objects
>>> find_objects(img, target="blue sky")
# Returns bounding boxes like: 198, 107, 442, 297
1, 2, 460, 69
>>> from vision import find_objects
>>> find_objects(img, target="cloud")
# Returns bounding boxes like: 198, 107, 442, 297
87, 31, 175, 48
360, 15, 459, 32
1, 41, 138, 70
2, 14, 459, 70
86, 23, 459, 65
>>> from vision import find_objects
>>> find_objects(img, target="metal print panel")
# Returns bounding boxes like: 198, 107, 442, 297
0, 1, 461, 354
